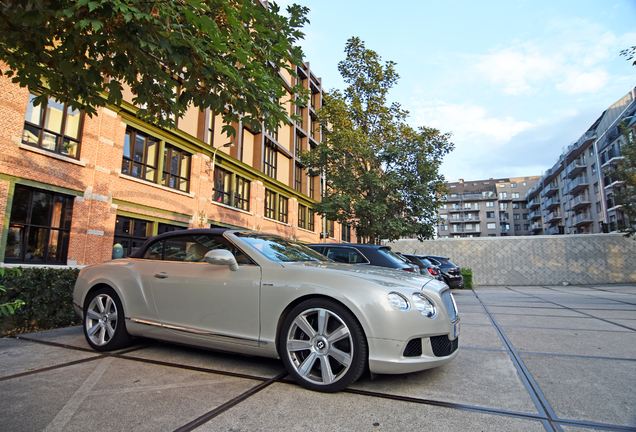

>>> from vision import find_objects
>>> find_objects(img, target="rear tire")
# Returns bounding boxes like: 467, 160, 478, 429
83, 287, 132, 351
279, 298, 367, 392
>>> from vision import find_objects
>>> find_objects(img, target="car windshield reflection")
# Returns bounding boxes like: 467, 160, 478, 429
236, 233, 330, 263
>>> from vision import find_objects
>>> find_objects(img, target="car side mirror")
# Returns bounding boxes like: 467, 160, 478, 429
204, 249, 239, 271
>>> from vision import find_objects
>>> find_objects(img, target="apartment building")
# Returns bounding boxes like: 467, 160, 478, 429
438, 176, 541, 238
0, 57, 360, 267
525, 88, 635, 235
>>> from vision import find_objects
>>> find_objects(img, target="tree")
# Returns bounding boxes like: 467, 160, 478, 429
608, 123, 636, 237
0, 0, 309, 135
301, 37, 453, 243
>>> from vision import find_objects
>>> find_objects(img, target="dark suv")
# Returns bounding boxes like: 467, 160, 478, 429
412, 255, 463, 288
306, 243, 419, 273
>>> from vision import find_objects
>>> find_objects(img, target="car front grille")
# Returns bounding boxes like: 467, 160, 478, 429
430, 335, 459, 357
403, 338, 423, 357
440, 290, 458, 322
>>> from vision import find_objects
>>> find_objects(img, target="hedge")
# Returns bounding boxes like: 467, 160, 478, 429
461, 268, 473, 289
0, 267, 80, 337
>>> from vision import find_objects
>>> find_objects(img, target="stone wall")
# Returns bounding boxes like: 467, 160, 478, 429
390, 233, 636, 286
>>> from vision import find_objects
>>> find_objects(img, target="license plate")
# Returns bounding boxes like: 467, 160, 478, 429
453, 323, 460, 339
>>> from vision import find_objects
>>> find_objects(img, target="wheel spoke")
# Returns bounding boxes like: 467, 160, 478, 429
287, 339, 312, 352
316, 309, 328, 336
319, 355, 335, 384
294, 315, 316, 339
327, 325, 349, 344
86, 309, 101, 321
98, 326, 107, 345
104, 297, 114, 314
95, 297, 105, 314
105, 322, 115, 339
328, 346, 352, 368
87, 322, 101, 338
297, 352, 318, 377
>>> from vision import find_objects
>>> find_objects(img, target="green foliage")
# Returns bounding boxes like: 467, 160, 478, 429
301, 37, 453, 243
0, 267, 24, 317
0, 267, 80, 336
0, 0, 309, 134
607, 124, 636, 237
460, 268, 473, 289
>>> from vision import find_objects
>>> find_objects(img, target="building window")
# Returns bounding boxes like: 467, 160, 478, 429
208, 113, 215, 146
341, 224, 351, 242
122, 128, 159, 182
486, 201, 494, 207
440, 224, 447, 231
213, 167, 232, 205
464, 202, 471, 209
295, 164, 303, 193
593, 182, 599, 194
513, 214, 520, 220
264, 141, 277, 178
265, 189, 276, 219
486, 212, 494, 218
309, 176, 315, 199
6, 186, 74, 264
114, 215, 152, 258
295, 133, 303, 155
500, 192, 508, 199
499, 184, 506, 188
162, 145, 191, 192
512, 193, 520, 199
327, 219, 335, 238
511, 183, 517, 188
596, 201, 602, 213
487, 223, 496, 230
298, 204, 307, 229
278, 196, 288, 223
591, 163, 596, 174
521, 203, 527, 209
157, 223, 186, 234
307, 209, 314, 231
22, 93, 83, 159
512, 203, 520, 209
499, 202, 508, 210
440, 204, 447, 210
235, 176, 250, 211
524, 224, 530, 230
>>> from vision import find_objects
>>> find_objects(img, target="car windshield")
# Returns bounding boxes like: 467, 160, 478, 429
377, 248, 408, 266
236, 233, 330, 263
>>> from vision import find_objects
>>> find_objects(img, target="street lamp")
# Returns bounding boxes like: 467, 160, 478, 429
211, 142, 235, 177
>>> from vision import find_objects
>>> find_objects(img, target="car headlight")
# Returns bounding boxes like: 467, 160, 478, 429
388, 292, 410, 311
412, 293, 436, 318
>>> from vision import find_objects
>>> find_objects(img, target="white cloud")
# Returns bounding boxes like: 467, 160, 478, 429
413, 101, 533, 145
555, 70, 609, 94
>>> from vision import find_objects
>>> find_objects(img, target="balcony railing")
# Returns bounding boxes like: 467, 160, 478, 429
542, 183, 559, 197
571, 194, 590, 211
600, 147, 623, 166
531, 223, 543, 232
545, 225, 562, 235
546, 211, 561, 223
528, 197, 540, 209
566, 159, 586, 179
544, 196, 561, 210
568, 175, 589, 195
529, 210, 542, 221
574, 212, 593, 226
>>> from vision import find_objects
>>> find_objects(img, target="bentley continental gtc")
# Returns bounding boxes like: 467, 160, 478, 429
73, 229, 460, 392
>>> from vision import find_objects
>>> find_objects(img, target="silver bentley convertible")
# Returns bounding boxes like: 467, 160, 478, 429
73, 229, 460, 392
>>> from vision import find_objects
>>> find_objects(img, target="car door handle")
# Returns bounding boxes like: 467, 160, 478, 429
154, 273, 169, 279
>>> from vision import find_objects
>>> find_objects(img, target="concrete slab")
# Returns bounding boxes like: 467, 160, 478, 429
486, 306, 585, 317
0, 355, 260, 432
458, 324, 506, 350
520, 353, 636, 427
502, 327, 636, 358
457, 311, 493, 325
351, 349, 538, 414
0, 337, 99, 378
124, 342, 287, 378
491, 314, 633, 332
207, 382, 547, 432
15, 325, 87, 348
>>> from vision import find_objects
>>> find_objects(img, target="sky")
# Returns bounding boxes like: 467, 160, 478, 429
275, 0, 636, 182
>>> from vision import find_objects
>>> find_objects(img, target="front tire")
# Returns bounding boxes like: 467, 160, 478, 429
83, 287, 132, 351
279, 298, 367, 392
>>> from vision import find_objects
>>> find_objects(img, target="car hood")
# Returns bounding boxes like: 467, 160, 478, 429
288, 261, 446, 292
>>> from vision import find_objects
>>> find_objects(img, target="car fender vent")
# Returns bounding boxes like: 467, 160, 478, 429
403, 338, 423, 357
430, 335, 459, 357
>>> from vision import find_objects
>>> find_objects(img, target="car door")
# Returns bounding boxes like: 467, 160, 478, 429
148, 233, 261, 347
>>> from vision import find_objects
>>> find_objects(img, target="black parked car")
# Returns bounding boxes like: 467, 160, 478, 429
306, 243, 419, 273
409, 255, 463, 288
401, 254, 444, 282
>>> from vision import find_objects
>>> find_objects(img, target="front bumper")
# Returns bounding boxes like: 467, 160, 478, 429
367, 332, 459, 374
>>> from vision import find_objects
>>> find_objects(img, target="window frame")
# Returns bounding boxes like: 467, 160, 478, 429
122, 128, 160, 182
162, 144, 191, 193
264, 140, 277, 178
213, 166, 232, 205
22, 93, 84, 159
278, 195, 288, 223
265, 189, 276, 219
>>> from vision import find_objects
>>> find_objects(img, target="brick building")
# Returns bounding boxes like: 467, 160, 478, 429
0, 60, 356, 267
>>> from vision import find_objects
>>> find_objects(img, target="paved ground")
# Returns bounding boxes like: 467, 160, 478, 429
1, 285, 635, 432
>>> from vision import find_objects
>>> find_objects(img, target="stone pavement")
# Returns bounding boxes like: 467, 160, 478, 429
1, 285, 635, 431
